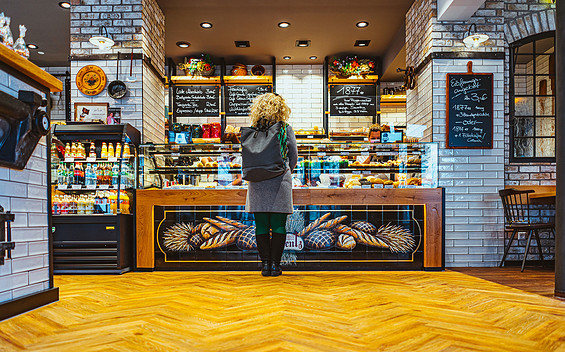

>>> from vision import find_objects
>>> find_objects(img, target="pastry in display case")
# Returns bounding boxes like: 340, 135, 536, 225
139, 142, 438, 190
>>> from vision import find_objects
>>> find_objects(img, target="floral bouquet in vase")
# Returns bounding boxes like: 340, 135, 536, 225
178, 54, 216, 76
329, 56, 375, 78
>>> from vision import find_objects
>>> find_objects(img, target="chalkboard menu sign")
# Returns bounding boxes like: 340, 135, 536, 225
173, 85, 220, 117
225, 85, 272, 116
446, 73, 493, 149
329, 84, 376, 116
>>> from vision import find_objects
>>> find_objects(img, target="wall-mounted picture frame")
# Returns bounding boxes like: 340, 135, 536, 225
74, 102, 109, 123
107, 107, 122, 125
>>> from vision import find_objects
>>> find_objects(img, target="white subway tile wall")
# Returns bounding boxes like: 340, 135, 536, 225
0, 73, 50, 303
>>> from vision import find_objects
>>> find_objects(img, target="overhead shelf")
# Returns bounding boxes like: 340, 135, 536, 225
170, 76, 221, 85
328, 75, 379, 84
380, 94, 407, 106
0, 44, 62, 92
223, 76, 272, 84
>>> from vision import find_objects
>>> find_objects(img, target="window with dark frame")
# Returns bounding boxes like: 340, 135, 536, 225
510, 32, 556, 162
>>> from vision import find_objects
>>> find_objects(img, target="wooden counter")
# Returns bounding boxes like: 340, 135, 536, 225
136, 188, 444, 270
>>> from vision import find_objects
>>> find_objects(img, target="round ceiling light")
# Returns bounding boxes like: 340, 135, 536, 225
37, 51, 45, 55
283, 56, 291, 60
309, 56, 317, 60
200, 22, 213, 29
356, 21, 369, 28
278, 22, 291, 28
58, 2, 71, 9
176, 41, 191, 48
26, 43, 39, 49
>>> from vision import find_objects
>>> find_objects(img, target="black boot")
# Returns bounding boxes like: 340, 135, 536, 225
255, 234, 271, 277
270, 233, 286, 277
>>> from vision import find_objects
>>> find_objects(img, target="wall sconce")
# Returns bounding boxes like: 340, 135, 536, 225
89, 26, 114, 50
463, 24, 489, 48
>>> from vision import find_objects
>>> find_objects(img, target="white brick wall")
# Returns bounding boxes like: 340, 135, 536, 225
407, 63, 433, 141
0, 71, 51, 303
432, 59, 506, 267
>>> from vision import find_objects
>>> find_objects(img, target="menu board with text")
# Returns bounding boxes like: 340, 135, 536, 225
173, 85, 220, 117
225, 85, 272, 116
329, 84, 376, 116
446, 73, 493, 149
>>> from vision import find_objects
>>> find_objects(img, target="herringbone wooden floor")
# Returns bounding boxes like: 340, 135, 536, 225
2, 271, 565, 352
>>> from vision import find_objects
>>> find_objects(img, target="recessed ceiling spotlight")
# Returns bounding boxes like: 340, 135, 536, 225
354, 40, 371, 47
309, 56, 317, 60
278, 22, 291, 28
200, 22, 213, 29
296, 40, 310, 47
26, 43, 39, 49
356, 21, 369, 28
176, 41, 191, 48
235, 41, 250, 48
58, 2, 71, 9
283, 56, 291, 60
37, 51, 45, 55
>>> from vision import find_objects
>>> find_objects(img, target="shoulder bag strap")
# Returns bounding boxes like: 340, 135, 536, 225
278, 122, 289, 160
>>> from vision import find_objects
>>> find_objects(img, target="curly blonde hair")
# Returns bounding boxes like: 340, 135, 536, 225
249, 93, 291, 127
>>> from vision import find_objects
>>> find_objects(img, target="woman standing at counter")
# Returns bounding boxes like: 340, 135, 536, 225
244, 93, 298, 277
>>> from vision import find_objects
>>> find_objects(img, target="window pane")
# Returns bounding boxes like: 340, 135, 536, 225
514, 97, 534, 116
514, 55, 534, 68
536, 138, 555, 157
536, 118, 555, 136
535, 76, 555, 95
536, 96, 555, 116
536, 55, 553, 74
517, 42, 533, 54
514, 118, 534, 137
514, 138, 534, 158
536, 37, 554, 54
514, 75, 534, 95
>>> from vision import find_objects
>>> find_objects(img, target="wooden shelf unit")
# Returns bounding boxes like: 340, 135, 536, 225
328, 75, 379, 84
0, 44, 62, 92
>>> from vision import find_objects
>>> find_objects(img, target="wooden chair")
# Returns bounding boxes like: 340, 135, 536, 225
498, 189, 555, 271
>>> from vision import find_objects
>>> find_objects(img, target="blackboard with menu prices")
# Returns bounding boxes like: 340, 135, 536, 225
329, 84, 376, 116
446, 73, 493, 149
173, 85, 220, 117
225, 85, 272, 116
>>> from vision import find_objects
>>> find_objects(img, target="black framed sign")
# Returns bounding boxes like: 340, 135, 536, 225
225, 84, 272, 116
329, 84, 376, 116
446, 72, 494, 149
173, 85, 220, 117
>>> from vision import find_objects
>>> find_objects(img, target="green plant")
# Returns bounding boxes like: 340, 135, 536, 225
329, 56, 375, 78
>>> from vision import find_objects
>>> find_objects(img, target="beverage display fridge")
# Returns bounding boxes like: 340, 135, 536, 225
50, 124, 140, 274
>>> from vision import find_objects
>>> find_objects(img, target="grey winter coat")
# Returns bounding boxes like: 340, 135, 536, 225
245, 125, 298, 214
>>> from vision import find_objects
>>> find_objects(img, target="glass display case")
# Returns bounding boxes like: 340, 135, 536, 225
50, 124, 140, 274
138, 142, 438, 189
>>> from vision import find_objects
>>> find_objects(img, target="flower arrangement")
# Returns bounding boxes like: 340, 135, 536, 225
178, 54, 216, 76
329, 56, 375, 78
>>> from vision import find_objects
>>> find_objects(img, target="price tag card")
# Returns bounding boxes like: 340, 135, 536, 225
361, 185, 372, 189
57, 185, 67, 190
99, 185, 109, 190
64, 157, 74, 162
86, 185, 96, 190
317, 152, 326, 157
171, 153, 180, 158
353, 171, 361, 174
361, 152, 370, 156
374, 184, 384, 189
384, 185, 394, 189
71, 184, 82, 190
307, 135, 314, 139
86, 157, 96, 162
340, 151, 349, 156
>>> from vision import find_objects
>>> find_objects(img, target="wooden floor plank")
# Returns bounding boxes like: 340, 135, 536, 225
1, 271, 565, 351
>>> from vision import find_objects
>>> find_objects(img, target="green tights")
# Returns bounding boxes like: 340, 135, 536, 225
254, 212, 288, 234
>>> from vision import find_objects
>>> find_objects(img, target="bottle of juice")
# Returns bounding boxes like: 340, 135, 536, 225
123, 144, 130, 158
108, 143, 114, 159
89, 142, 96, 159
119, 191, 129, 214
115, 142, 122, 158
109, 191, 117, 214
65, 143, 71, 157
101, 142, 108, 159
71, 142, 77, 157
